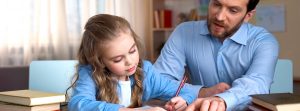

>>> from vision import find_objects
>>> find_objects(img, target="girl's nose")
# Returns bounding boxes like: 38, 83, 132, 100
125, 56, 132, 66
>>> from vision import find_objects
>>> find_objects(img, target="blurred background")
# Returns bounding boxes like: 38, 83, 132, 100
0, 0, 149, 66
0, 0, 300, 82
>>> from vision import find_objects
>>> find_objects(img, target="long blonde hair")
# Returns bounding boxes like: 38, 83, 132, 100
67, 14, 144, 107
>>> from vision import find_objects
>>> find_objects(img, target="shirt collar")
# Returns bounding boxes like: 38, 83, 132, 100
199, 21, 210, 35
200, 21, 249, 45
229, 22, 249, 45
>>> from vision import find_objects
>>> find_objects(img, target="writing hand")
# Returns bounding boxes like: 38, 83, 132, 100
185, 96, 226, 111
165, 96, 187, 111
198, 82, 230, 98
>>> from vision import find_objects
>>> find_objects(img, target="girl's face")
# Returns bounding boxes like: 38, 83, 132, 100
101, 31, 139, 81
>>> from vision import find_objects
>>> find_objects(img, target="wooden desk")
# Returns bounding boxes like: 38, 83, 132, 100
247, 103, 271, 111
60, 103, 68, 111
144, 99, 167, 107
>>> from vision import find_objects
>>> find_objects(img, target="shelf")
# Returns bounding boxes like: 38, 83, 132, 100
146, 0, 200, 62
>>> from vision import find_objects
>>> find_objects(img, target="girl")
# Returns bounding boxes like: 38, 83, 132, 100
67, 14, 197, 111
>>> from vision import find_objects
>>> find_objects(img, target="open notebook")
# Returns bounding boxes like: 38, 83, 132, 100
29, 60, 78, 94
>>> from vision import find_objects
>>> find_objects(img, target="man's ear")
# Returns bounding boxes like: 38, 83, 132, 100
243, 9, 256, 22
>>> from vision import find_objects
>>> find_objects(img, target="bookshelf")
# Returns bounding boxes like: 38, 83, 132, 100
147, 0, 206, 62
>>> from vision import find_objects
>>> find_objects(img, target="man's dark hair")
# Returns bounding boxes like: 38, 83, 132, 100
247, 0, 260, 12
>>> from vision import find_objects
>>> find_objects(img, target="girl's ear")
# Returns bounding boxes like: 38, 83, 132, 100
100, 59, 106, 68
243, 9, 256, 22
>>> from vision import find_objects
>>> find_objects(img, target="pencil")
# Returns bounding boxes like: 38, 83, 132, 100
168, 75, 188, 111
174, 75, 188, 97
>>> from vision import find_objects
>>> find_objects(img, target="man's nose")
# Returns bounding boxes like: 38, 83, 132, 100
216, 9, 226, 21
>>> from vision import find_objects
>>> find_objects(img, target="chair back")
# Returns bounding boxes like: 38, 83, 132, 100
270, 59, 293, 93
29, 60, 78, 94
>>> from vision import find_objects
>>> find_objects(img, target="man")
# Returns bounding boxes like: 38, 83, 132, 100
153, 0, 279, 110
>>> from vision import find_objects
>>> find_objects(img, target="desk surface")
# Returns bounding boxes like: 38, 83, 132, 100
60, 99, 166, 110
60, 103, 68, 111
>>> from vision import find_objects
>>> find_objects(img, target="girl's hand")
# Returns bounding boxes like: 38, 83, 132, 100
164, 96, 187, 111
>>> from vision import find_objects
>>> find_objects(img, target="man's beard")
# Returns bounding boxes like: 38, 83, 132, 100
207, 16, 245, 39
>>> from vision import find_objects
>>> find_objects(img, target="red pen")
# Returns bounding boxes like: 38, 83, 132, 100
168, 75, 188, 111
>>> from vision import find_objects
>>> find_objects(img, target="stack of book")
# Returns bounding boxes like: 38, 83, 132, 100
250, 93, 300, 111
0, 90, 65, 111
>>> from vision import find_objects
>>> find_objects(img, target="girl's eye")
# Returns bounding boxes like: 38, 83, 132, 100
129, 49, 136, 54
113, 58, 122, 63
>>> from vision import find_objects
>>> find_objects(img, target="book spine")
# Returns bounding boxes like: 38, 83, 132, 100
163, 10, 172, 28
153, 10, 160, 28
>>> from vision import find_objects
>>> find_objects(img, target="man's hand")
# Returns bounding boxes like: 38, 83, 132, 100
185, 97, 226, 111
165, 96, 187, 111
198, 82, 230, 97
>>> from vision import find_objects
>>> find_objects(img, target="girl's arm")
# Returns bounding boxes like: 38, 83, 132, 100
142, 61, 198, 105
68, 65, 123, 111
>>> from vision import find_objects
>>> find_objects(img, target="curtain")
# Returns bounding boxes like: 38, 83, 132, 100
0, 0, 76, 66
0, 0, 149, 66
114, 0, 150, 50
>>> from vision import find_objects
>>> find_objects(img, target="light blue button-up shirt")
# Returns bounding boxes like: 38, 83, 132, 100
154, 21, 279, 110
68, 61, 197, 111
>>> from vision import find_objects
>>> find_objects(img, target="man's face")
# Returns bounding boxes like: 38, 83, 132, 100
207, 0, 254, 41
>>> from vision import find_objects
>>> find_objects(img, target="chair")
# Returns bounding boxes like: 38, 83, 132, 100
29, 59, 292, 94
270, 59, 293, 93
29, 60, 78, 94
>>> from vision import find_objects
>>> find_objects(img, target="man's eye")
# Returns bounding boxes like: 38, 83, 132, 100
229, 9, 238, 14
213, 2, 221, 7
